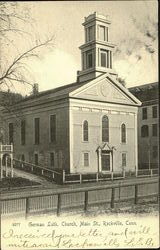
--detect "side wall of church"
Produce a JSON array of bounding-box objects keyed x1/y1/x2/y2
[{"x1": 5, "y1": 98, "x2": 70, "y2": 171}]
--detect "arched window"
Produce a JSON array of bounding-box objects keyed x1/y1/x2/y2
[
  {"x1": 83, "y1": 120, "x2": 88, "y2": 141},
  {"x1": 102, "y1": 115, "x2": 109, "y2": 142},
  {"x1": 141, "y1": 125, "x2": 149, "y2": 137},
  {"x1": 121, "y1": 123, "x2": 126, "y2": 143}
]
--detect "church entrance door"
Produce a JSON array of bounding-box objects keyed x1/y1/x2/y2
[{"x1": 101, "y1": 150, "x2": 110, "y2": 171}]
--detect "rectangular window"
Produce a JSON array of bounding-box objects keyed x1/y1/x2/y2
[
  {"x1": 34, "y1": 153, "x2": 38, "y2": 165},
  {"x1": 152, "y1": 106, "x2": 157, "y2": 118},
  {"x1": 50, "y1": 115, "x2": 56, "y2": 143},
  {"x1": 84, "y1": 152, "x2": 89, "y2": 167},
  {"x1": 101, "y1": 52, "x2": 106, "y2": 67},
  {"x1": 21, "y1": 120, "x2": 26, "y2": 145},
  {"x1": 141, "y1": 125, "x2": 149, "y2": 137},
  {"x1": 86, "y1": 51, "x2": 93, "y2": 68},
  {"x1": 34, "y1": 118, "x2": 40, "y2": 144},
  {"x1": 9, "y1": 123, "x2": 13, "y2": 144},
  {"x1": 122, "y1": 153, "x2": 126, "y2": 167},
  {"x1": 152, "y1": 124, "x2": 157, "y2": 136},
  {"x1": 152, "y1": 146, "x2": 158, "y2": 158},
  {"x1": 87, "y1": 26, "x2": 94, "y2": 41},
  {"x1": 100, "y1": 50, "x2": 109, "y2": 68},
  {"x1": 142, "y1": 107, "x2": 147, "y2": 120},
  {"x1": 50, "y1": 152, "x2": 55, "y2": 168},
  {"x1": 99, "y1": 25, "x2": 105, "y2": 40}
]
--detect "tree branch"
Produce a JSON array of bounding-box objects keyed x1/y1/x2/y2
[
  {"x1": 0, "y1": 35, "x2": 54, "y2": 85},
  {"x1": 5, "y1": 76, "x2": 33, "y2": 86}
]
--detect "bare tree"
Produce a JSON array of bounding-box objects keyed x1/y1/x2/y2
[
  {"x1": 0, "y1": 2, "x2": 54, "y2": 132},
  {"x1": 0, "y1": 2, "x2": 54, "y2": 91},
  {"x1": 0, "y1": 36, "x2": 54, "y2": 88}
]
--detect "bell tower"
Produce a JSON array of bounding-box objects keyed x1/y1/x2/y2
[{"x1": 77, "y1": 12, "x2": 117, "y2": 82}]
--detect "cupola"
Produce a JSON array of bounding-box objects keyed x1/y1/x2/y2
[{"x1": 77, "y1": 12, "x2": 117, "y2": 82}]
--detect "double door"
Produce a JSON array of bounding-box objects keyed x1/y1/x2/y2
[{"x1": 101, "y1": 152, "x2": 111, "y2": 171}]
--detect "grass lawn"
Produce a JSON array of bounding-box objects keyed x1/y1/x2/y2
[
  {"x1": 0, "y1": 177, "x2": 40, "y2": 189},
  {"x1": 82, "y1": 199, "x2": 159, "y2": 217}
]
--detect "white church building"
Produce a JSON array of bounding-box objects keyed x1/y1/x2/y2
[{"x1": 4, "y1": 13, "x2": 141, "y2": 175}]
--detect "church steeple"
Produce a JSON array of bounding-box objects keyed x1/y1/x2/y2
[{"x1": 77, "y1": 12, "x2": 117, "y2": 82}]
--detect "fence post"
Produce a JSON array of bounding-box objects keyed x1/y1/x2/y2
[
  {"x1": 11, "y1": 155, "x2": 13, "y2": 178},
  {"x1": 57, "y1": 194, "x2": 61, "y2": 216},
  {"x1": 84, "y1": 191, "x2": 88, "y2": 212},
  {"x1": 151, "y1": 169, "x2": 153, "y2": 177},
  {"x1": 111, "y1": 172, "x2": 114, "y2": 181},
  {"x1": 22, "y1": 163, "x2": 24, "y2": 169},
  {"x1": 123, "y1": 170, "x2": 125, "y2": 178},
  {"x1": 41, "y1": 169, "x2": 44, "y2": 175},
  {"x1": 5, "y1": 157, "x2": 8, "y2": 177},
  {"x1": 134, "y1": 185, "x2": 138, "y2": 204},
  {"x1": 62, "y1": 170, "x2": 65, "y2": 184},
  {"x1": 80, "y1": 174, "x2": 82, "y2": 184},
  {"x1": 111, "y1": 188, "x2": 115, "y2": 208},
  {"x1": 119, "y1": 185, "x2": 121, "y2": 201},
  {"x1": 96, "y1": 172, "x2": 98, "y2": 182},
  {"x1": 25, "y1": 197, "x2": 29, "y2": 219},
  {"x1": 52, "y1": 173, "x2": 54, "y2": 179}
]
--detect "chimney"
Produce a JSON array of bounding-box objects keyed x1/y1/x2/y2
[{"x1": 32, "y1": 83, "x2": 39, "y2": 95}]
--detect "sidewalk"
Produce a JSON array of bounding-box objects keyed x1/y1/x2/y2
[{"x1": 5, "y1": 166, "x2": 56, "y2": 187}]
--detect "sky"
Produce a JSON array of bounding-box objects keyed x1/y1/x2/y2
[{"x1": 1, "y1": 1, "x2": 158, "y2": 95}]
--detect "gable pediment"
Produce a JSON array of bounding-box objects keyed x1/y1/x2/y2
[{"x1": 69, "y1": 74, "x2": 141, "y2": 106}]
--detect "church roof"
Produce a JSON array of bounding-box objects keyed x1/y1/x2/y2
[
  {"x1": 4, "y1": 74, "x2": 142, "y2": 109},
  {"x1": 15, "y1": 79, "x2": 90, "y2": 104},
  {"x1": 13, "y1": 74, "x2": 108, "y2": 105},
  {"x1": 129, "y1": 82, "x2": 158, "y2": 103},
  {"x1": 8, "y1": 73, "x2": 142, "y2": 108}
]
